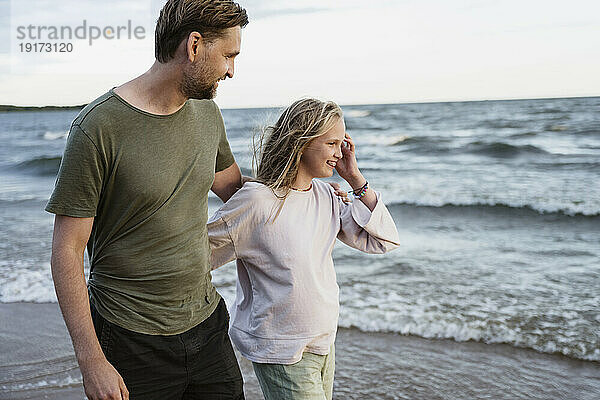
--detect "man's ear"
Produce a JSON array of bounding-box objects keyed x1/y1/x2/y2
[{"x1": 185, "y1": 31, "x2": 204, "y2": 62}]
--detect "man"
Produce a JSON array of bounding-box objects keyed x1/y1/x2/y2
[{"x1": 46, "y1": 1, "x2": 248, "y2": 399}]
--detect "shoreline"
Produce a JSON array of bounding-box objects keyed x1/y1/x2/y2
[{"x1": 1, "y1": 302, "x2": 598, "y2": 400}]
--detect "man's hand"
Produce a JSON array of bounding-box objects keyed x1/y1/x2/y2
[
  {"x1": 81, "y1": 357, "x2": 129, "y2": 400},
  {"x1": 241, "y1": 175, "x2": 255, "y2": 185},
  {"x1": 328, "y1": 181, "x2": 351, "y2": 203}
]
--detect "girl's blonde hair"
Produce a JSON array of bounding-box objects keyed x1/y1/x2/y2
[{"x1": 252, "y1": 98, "x2": 343, "y2": 199}]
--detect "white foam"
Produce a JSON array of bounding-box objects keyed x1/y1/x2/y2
[
  {"x1": 3, "y1": 259, "x2": 596, "y2": 362},
  {"x1": 211, "y1": 262, "x2": 237, "y2": 307},
  {"x1": 0, "y1": 260, "x2": 237, "y2": 306},
  {"x1": 380, "y1": 177, "x2": 600, "y2": 216},
  {"x1": 358, "y1": 134, "x2": 409, "y2": 146},
  {"x1": 338, "y1": 305, "x2": 600, "y2": 361},
  {"x1": 43, "y1": 131, "x2": 68, "y2": 140},
  {"x1": 345, "y1": 110, "x2": 371, "y2": 118},
  {"x1": 0, "y1": 192, "x2": 44, "y2": 202},
  {"x1": 0, "y1": 261, "x2": 57, "y2": 303},
  {"x1": 0, "y1": 374, "x2": 81, "y2": 391}
]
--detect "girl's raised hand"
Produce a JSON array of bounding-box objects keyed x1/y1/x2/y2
[{"x1": 335, "y1": 133, "x2": 361, "y2": 184}]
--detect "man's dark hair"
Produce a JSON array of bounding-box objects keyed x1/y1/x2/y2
[{"x1": 155, "y1": 0, "x2": 248, "y2": 63}]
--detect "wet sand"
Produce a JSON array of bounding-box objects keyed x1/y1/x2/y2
[{"x1": 1, "y1": 302, "x2": 598, "y2": 399}]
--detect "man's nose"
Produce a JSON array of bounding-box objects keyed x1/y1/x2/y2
[{"x1": 226, "y1": 59, "x2": 235, "y2": 78}]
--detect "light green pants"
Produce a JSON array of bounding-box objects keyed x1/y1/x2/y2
[{"x1": 252, "y1": 345, "x2": 335, "y2": 400}]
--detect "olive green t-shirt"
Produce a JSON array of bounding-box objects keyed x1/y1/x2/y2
[{"x1": 45, "y1": 89, "x2": 235, "y2": 335}]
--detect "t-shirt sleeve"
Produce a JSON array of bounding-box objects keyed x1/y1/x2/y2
[
  {"x1": 213, "y1": 102, "x2": 235, "y2": 173},
  {"x1": 45, "y1": 124, "x2": 105, "y2": 217}
]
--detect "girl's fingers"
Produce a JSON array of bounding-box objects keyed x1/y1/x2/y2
[
  {"x1": 344, "y1": 133, "x2": 356, "y2": 153},
  {"x1": 342, "y1": 142, "x2": 352, "y2": 153}
]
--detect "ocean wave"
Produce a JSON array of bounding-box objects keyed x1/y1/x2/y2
[
  {"x1": 388, "y1": 136, "x2": 452, "y2": 154},
  {"x1": 546, "y1": 124, "x2": 569, "y2": 132},
  {"x1": 480, "y1": 120, "x2": 525, "y2": 130},
  {"x1": 529, "y1": 108, "x2": 566, "y2": 115},
  {"x1": 360, "y1": 134, "x2": 410, "y2": 146},
  {"x1": 212, "y1": 268, "x2": 600, "y2": 363},
  {"x1": 0, "y1": 374, "x2": 81, "y2": 392},
  {"x1": 531, "y1": 161, "x2": 600, "y2": 172},
  {"x1": 4, "y1": 262, "x2": 598, "y2": 363},
  {"x1": 338, "y1": 307, "x2": 600, "y2": 362},
  {"x1": 345, "y1": 123, "x2": 390, "y2": 131},
  {"x1": 11, "y1": 156, "x2": 61, "y2": 176},
  {"x1": 240, "y1": 166, "x2": 253, "y2": 176},
  {"x1": 385, "y1": 200, "x2": 600, "y2": 218},
  {"x1": 509, "y1": 131, "x2": 539, "y2": 138},
  {"x1": 43, "y1": 130, "x2": 68, "y2": 140},
  {"x1": 0, "y1": 195, "x2": 48, "y2": 205},
  {"x1": 572, "y1": 127, "x2": 600, "y2": 136},
  {"x1": 389, "y1": 135, "x2": 446, "y2": 146},
  {"x1": 0, "y1": 262, "x2": 58, "y2": 303},
  {"x1": 345, "y1": 110, "x2": 371, "y2": 118},
  {"x1": 463, "y1": 141, "x2": 549, "y2": 158},
  {"x1": 389, "y1": 137, "x2": 551, "y2": 159}
]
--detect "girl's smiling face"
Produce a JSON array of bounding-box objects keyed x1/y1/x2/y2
[{"x1": 298, "y1": 117, "x2": 346, "y2": 180}]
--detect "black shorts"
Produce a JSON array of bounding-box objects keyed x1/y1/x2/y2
[{"x1": 91, "y1": 298, "x2": 244, "y2": 400}]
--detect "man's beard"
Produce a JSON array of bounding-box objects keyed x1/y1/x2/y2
[{"x1": 180, "y1": 61, "x2": 218, "y2": 100}]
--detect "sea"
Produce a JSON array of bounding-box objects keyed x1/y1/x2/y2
[{"x1": 0, "y1": 96, "x2": 599, "y2": 397}]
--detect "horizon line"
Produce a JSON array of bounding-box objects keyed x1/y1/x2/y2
[{"x1": 1, "y1": 94, "x2": 598, "y2": 112}]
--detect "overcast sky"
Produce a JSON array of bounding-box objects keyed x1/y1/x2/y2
[{"x1": 0, "y1": 0, "x2": 598, "y2": 108}]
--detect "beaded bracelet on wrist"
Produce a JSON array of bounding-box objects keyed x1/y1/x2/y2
[{"x1": 348, "y1": 181, "x2": 369, "y2": 199}]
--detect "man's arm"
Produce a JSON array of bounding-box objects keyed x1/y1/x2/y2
[
  {"x1": 211, "y1": 161, "x2": 348, "y2": 204},
  {"x1": 211, "y1": 161, "x2": 246, "y2": 202},
  {"x1": 50, "y1": 215, "x2": 128, "y2": 400}
]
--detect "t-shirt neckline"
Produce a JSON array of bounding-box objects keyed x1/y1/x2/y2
[{"x1": 109, "y1": 87, "x2": 190, "y2": 119}]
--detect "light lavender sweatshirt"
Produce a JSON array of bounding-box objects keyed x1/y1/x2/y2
[{"x1": 207, "y1": 179, "x2": 400, "y2": 364}]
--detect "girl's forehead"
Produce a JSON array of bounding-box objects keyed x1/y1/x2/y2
[{"x1": 319, "y1": 119, "x2": 346, "y2": 140}]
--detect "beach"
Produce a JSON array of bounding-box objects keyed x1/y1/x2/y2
[
  {"x1": 1, "y1": 302, "x2": 598, "y2": 400},
  {"x1": 1, "y1": 98, "x2": 599, "y2": 399}
]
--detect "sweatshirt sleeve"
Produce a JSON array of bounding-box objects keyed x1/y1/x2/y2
[
  {"x1": 207, "y1": 185, "x2": 258, "y2": 269},
  {"x1": 337, "y1": 191, "x2": 400, "y2": 254},
  {"x1": 207, "y1": 213, "x2": 237, "y2": 270}
]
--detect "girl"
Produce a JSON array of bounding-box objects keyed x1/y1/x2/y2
[{"x1": 207, "y1": 98, "x2": 400, "y2": 400}]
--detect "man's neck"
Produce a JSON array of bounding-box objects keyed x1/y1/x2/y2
[{"x1": 113, "y1": 61, "x2": 189, "y2": 115}]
